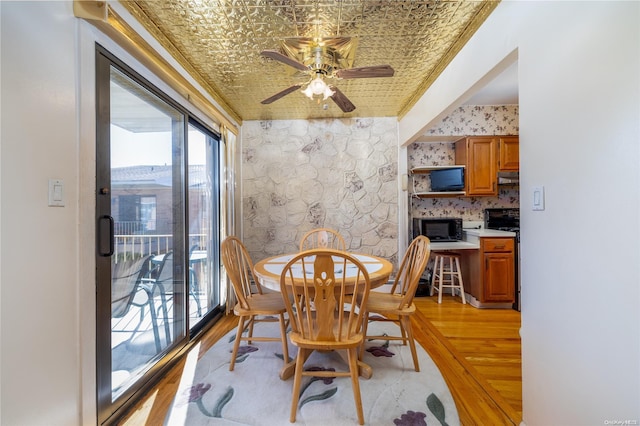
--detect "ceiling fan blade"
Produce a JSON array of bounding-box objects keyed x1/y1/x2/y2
[
  {"x1": 330, "y1": 87, "x2": 356, "y2": 113},
  {"x1": 260, "y1": 50, "x2": 309, "y2": 71},
  {"x1": 261, "y1": 84, "x2": 302, "y2": 104},
  {"x1": 334, "y1": 65, "x2": 395, "y2": 79}
]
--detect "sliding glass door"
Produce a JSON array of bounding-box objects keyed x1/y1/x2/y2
[{"x1": 96, "y1": 47, "x2": 223, "y2": 424}]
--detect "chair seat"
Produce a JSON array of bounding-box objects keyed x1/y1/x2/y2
[
  {"x1": 289, "y1": 331, "x2": 363, "y2": 350},
  {"x1": 365, "y1": 292, "x2": 416, "y2": 314},
  {"x1": 289, "y1": 313, "x2": 363, "y2": 349},
  {"x1": 233, "y1": 292, "x2": 287, "y2": 316}
]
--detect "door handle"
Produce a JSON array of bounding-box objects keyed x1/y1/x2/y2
[{"x1": 98, "y1": 215, "x2": 114, "y2": 257}]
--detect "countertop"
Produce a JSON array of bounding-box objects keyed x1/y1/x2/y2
[
  {"x1": 429, "y1": 228, "x2": 516, "y2": 250},
  {"x1": 463, "y1": 228, "x2": 516, "y2": 238}
]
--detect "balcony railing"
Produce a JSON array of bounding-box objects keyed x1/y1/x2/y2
[{"x1": 114, "y1": 233, "x2": 206, "y2": 262}]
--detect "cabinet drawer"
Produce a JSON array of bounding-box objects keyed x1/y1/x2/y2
[{"x1": 482, "y1": 238, "x2": 514, "y2": 252}]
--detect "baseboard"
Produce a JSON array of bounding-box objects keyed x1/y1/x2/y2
[{"x1": 465, "y1": 293, "x2": 513, "y2": 309}]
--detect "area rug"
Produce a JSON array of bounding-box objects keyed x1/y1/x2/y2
[{"x1": 165, "y1": 319, "x2": 460, "y2": 425}]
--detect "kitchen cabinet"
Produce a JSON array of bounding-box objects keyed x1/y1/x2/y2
[
  {"x1": 455, "y1": 136, "x2": 497, "y2": 196},
  {"x1": 408, "y1": 135, "x2": 518, "y2": 198},
  {"x1": 461, "y1": 237, "x2": 515, "y2": 305},
  {"x1": 498, "y1": 136, "x2": 519, "y2": 171}
]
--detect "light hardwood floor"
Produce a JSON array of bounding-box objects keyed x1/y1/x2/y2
[{"x1": 118, "y1": 294, "x2": 522, "y2": 425}]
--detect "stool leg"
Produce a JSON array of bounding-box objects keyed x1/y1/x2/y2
[
  {"x1": 448, "y1": 257, "x2": 456, "y2": 296},
  {"x1": 430, "y1": 256, "x2": 438, "y2": 296},
  {"x1": 454, "y1": 256, "x2": 466, "y2": 304},
  {"x1": 437, "y1": 255, "x2": 444, "y2": 304},
  {"x1": 450, "y1": 256, "x2": 458, "y2": 297}
]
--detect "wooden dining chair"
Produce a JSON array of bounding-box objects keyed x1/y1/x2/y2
[
  {"x1": 280, "y1": 249, "x2": 371, "y2": 425},
  {"x1": 221, "y1": 236, "x2": 289, "y2": 371},
  {"x1": 359, "y1": 235, "x2": 431, "y2": 372},
  {"x1": 299, "y1": 227, "x2": 346, "y2": 251}
]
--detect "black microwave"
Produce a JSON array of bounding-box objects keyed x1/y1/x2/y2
[{"x1": 413, "y1": 218, "x2": 463, "y2": 242}]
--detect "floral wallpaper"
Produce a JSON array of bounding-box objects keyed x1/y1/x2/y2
[
  {"x1": 424, "y1": 105, "x2": 519, "y2": 137},
  {"x1": 409, "y1": 105, "x2": 520, "y2": 222},
  {"x1": 241, "y1": 117, "x2": 399, "y2": 264}
]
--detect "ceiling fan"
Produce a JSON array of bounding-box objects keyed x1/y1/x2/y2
[{"x1": 260, "y1": 37, "x2": 394, "y2": 113}]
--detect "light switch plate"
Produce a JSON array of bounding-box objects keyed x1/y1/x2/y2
[
  {"x1": 48, "y1": 179, "x2": 64, "y2": 207},
  {"x1": 532, "y1": 185, "x2": 545, "y2": 211}
]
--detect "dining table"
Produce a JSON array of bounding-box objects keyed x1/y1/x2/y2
[
  {"x1": 254, "y1": 252, "x2": 393, "y2": 292},
  {"x1": 253, "y1": 251, "x2": 393, "y2": 380}
]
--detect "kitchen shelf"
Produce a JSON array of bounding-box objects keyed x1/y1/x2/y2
[
  {"x1": 409, "y1": 165, "x2": 466, "y2": 197},
  {"x1": 412, "y1": 191, "x2": 466, "y2": 198},
  {"x1": 410, "y1": 165, "x2": 465, "y2": 174}
]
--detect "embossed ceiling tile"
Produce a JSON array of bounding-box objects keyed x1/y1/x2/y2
[{"x1": 118, "y1": 0, "x2": 499, "y2": 120}]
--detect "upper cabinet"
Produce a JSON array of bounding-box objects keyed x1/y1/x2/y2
[
  {"x1": 498, "y1": 136, "x2": 519, "y2": 171},
  {"x1": 409, "y1": 135, "x2": 519, "y2": 198},
  {"x1": 454, "y1": 135, "x2": 520, "y2": 196},
  {"x1": 455, "y1": 136, "x2": 498, "y2": 196}
]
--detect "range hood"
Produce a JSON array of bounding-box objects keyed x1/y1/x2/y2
[{"x1": 497, "y1": 171, "x2": 519, "y2": 185}]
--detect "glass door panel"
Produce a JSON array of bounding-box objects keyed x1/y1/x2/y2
[
  {"x1": 187, "y1": 123, "x2": 221, "y2": 329},
  {"x1": 96, "y1": 47, "x2": 224, "y2": 424},
  {"x1": 96, "y1": 56, "x2": 186, "y2": 422},
  {"x1": 108, "y1": 66, "x2": 187, "y2": 397}
]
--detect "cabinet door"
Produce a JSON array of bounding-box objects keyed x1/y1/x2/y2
[
  {"x1": 466, "y1": 137, "x2": 497, "y2": 195},
  {"x1": 499, "y1": 136, "x2": 519, "y2": 171},
  {"x1": 483, "y1": 252, "x2": 515, "y2": 302}
]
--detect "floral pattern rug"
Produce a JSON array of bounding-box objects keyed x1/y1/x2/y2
[{"x1": 165, "y1": 319, "x2": 459, "y2": 425}]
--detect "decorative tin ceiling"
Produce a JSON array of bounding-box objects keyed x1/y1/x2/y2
[{"x1": 120, "y1": 1, "x2": 499, "y2": 122}]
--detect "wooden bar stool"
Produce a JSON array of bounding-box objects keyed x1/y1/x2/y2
[{"x1": 430, "y1": 251, "x2": 467, "y2": 304}]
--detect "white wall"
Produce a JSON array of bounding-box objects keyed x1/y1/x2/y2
[
  {"x1": 400, "y1": 1, "x2": 640, "y2": 424},
  {"x1": 1, "y1": 2, "x2": 236, "y2": 424},
  {"x1": 1, "y1": 2, "x2": 81, "y2": 424}
]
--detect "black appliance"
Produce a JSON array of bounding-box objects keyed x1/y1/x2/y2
[
  {"x1": 413, "y1": 217, "x2": 463, "y2": 242},
  {"x1": 484, "y1": 208, "x2": 520, "y2": 311},
  {"x1": 429, "y1": 167, "x2": 464, "y2": 192}
]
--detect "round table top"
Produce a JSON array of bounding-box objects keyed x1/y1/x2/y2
[{"x1": 254, "y1": 252, "x2": 393, "y2": 292}]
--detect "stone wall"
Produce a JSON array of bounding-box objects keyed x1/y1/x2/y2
[{"x1": 241, "y1": 117, "x2": 399, "y2": 264}]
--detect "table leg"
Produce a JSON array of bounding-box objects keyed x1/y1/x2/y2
[{"x1": 280, "y1": 349, "x2": 372, "y2": 380}]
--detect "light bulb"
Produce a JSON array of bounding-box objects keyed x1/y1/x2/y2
[{"x1": 302, "y1": 76, "x2": 334, "y2": 101}]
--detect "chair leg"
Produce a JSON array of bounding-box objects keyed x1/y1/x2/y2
[
  {"x1": 189, "y1": 268, "x2": 202, "y2": 316},
  {"x1": 359, "y1": 314, "x2": 370, "y2": 360},
  {"x1": 229, "y1": 316, "x2": 246, "y2": 371},
  {"x1": 347, "y1": 347, "x2": 365, "y2": 425},
  {"x1": 148, "y1": 296, "x2": 162, "y2": 352},
  {"x1": 247, "y1": 316, "x2": 256, "y2": 344},
  {"x1": 399, "y1": 318, "x2": 408, "y2": 344},
  {"x1": 400, "y1": 315, "x2": 420, "y2": 372},
  {"x1": 279, "y1": 313, "x2": 289, "y2": 365},
  {"x1": 153, "y1": 282, "x2": 171, "y2": 345},
  {"x1": 289, "y1": 348, "x2": 308, "y2": 423}
]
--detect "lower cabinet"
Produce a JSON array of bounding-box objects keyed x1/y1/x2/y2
[{"x1": 461, "y1": 237, "x2": 515, "y2": 304}]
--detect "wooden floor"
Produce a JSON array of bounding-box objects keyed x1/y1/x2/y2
[{"x1": 118, "y1": 294, "x2": 522, "y2": 425}]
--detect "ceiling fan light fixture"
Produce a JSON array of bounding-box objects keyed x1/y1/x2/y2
[{"x1": 302, "y1": 76, "x2": 334, "y2": 100}]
